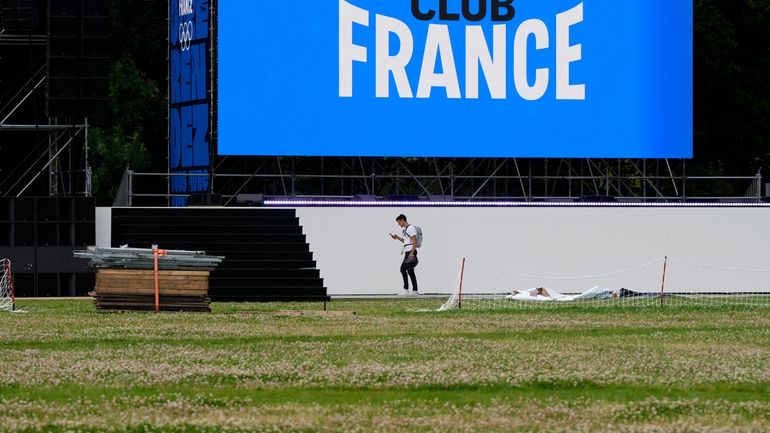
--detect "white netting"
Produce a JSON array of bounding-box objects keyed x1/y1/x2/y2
[
  {"x1": 0, "y1": 259, "x2": 13, "y2": 312},
  {"x1": 439, "y1": 257, "x2": 770, "y2": 310}
]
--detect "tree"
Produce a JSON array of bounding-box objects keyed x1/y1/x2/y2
[
  {"x1": 89, "y1": 56, "x2": 161, "y2": 204},
  {"x1": 88, "y1": 0, "x2": 167, "y2": 203},
  {"x1": 692, "y1": 0, "x2": 770, "y2": 178}
]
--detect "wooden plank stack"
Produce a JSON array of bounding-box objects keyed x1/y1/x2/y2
[{"x1": 75, "y1": 247, "x2": 224, "y2": 312}]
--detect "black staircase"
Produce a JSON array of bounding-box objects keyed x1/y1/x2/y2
[{"x1": 111, "y1": 208, "x2": 328, "y2": 301}]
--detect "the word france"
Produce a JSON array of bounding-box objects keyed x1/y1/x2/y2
[{"x1": 339, "y1": 0, "x2": 585, "y2": 101}]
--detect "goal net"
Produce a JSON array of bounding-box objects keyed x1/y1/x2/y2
[
  {"x1": 0, "y1": 259, "x2": 14, "y2": 312},
  {"x1": 439, "y1": 256, "x2": 770, "y2": 310}
]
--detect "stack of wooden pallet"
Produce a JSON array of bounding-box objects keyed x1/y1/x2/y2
[{"x1": 75, "y1": 246, "x2": 224, "y2": 312}]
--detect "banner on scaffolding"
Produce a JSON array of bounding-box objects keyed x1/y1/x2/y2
[{"x1": 169, "y1": 0, "x2": 211, "y2": 206}]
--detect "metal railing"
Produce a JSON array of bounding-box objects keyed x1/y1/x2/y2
[{"x1": 117, "y1": 169, "x2": 765, "y2": 206}]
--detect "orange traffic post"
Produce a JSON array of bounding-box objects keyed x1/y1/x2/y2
[
  {"x1": 153, "y1": 245, "x2": 167, "y2": 313},
  {"x1": 659, "y1": 255, "x2": 668, "y2": 306},
  {"x1": 458, "y1": 257, "x2": 466, "y2": 310}
]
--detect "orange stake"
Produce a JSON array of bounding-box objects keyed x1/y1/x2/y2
[
  {"x1": 153, "y1": 246, "x2": 167, "y2": 313},
  {"x1": 458, "y1": 257, "x2": 466, "y2": 310},
  {"x1": 659, "y1": 255, "x2": 668, "y2": 306}
]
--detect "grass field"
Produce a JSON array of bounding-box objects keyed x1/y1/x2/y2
[{"x1": 2, "y1": 299, "x2": 770, "y2": 433}]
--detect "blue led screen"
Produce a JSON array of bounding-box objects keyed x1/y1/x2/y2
[
  {"x1": 218, "y1": 0, "x2": 692, "y2": 158},
  {"x1": 170, "y1": 0, "x2": 210, "y2": 206}
]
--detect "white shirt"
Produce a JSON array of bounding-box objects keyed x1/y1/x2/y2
[{"x1": 402, "y1": 225, "x2": 418, "y2": 254}]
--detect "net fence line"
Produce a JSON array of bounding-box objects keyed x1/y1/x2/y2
[
  {"x1": 439, "y1": 256, "x2": 770, "y2": 311},
  {"x1": 464, "y1": 257, "x2": 666, "y2": 281},
  {"x1": 667, "y1": 257, "x2": 770, "y2": 273}
]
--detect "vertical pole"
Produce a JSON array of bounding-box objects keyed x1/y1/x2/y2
[
  {"x1": 49, "y1": 117, "x2": 57, "y2": 196},
  {"x1": 154, "y1": 245, "x2": 160, "y2": 313},
  {"x1": 681, "y1": 159, "x2": 686, "y2": 202},
  {"x1": 167, "y1": 0, "x2": 171, "y2": 206},
  {"x1": 208, "y1": 0, "x2": 216, "y2": 197},
  {"x1": 528, "y1": 160, "x2": 532, "y2": 200},
  {"x1": 84, "y1": 118, "x2": 91, "y2": 196},
  {"x1": 33, "y1": 198, "x2": 37, "y2": 296},
  {"x1": 659, "y1": 256, "x2": 668, "y2": 306},
  {"x1": 68, "y1": 127, "x2": 73, "y2": 196},
  {"x1": 458, "y1": 257, "x2": 466, "y2": 310},
  {"x1": 8, "y1": 259, "x2": 14, "y2": 311},
  {"x1": 153, "y1": 246, "x2": 168, "y2": 312},
  {"x1": 128, "y1": 170, "x2": 134, "y2": 207}
]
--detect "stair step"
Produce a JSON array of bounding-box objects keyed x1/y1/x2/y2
[
  {"x1": 117, "y1": 244, "x2": 310, "y2": 254},
  {"x1": 213, "y1": 251, "x2": 314, "y2": 260},
  {"x1": 211, "y1": 287, "x2": 330, "y2": 299},
  {"x1": 113, "y1": 216, "x2": 300, "y2": 226},
  {"x1": 113, "y1": 209, "x2": 296, "y2": 218},
  {"x1": 208, "y1": 243, "x2": 309, "y2": 253},
  {"x1": 211, "y1": 268, "x2": 319, "y2": 278},
  {"x1": 116, "y1": 224, "x2": 303, "y2": 234},
  {"x1": 210, "y1": 277, "x2": 325, "y2": 288},
  {"x1": 213, "y1": 295, "x2": 330, "y2": 302},
  {"x1": 113, "y1": 247, "x2": 314, "y2": 260},
  {"x1": 217, "y1": 259, "x2": 318, "y2": 269},
  {"x1": 119, "y1": 233, "x2": 307, "y2": 243}
]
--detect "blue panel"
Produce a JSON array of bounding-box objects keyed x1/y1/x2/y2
[
  {"x1": 170, "y1": 49, "x2": 181, "y2": 104},
  {"x1": 169, "y1": 108, "x2": 181, "y2": 168},
  {"x1": 170, "y1": 0, "x2": 211, "y2": 206},
  {"x1": 193, "y1": 105, "x2": 210, "y2": 166},
  {"x1": 218, "y1": 0, "x2": 693, "y2": 158},
  {"x1": 191, "y1": 44, "x2": 207, "y2": 100}
]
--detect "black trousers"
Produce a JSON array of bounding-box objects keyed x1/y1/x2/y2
[{"x1": 400, "y1": 251, "x2": 418, "y2": 291}]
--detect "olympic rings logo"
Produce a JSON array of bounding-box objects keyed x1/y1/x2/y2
[{"x1": 179, "y1": 21, "x2": 194, "y2": 51}]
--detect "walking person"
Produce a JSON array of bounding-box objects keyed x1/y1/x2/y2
[{"x1": 390, "y1": 214, "x2": 419, "y2": 296}]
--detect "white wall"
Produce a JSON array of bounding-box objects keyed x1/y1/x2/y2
[
  {"x1": 98, "y1": 206, "x2": 770, "y2": 295},
  {"x1": 96, "y1": 207, "x2": 111, "y2": 247},
  {"x1": 295, "y1": 207, "x2": 770, "y2": 295}
]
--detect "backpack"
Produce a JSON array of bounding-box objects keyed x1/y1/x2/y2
[
  {"x1": 413, "y1": 225, "x2": 423, "y2": 248},
  {"x1": 403, "y1": 225, "x2": 423, "y2": 248}
]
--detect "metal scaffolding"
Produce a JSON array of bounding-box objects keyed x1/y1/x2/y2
[
  {"x1": 114, "y1": 157, "x2": 764, "y2": 206},
  {"x1": 0, "y1": 32, "x2": 91, "y2": 198}
]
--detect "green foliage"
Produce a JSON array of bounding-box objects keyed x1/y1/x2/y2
[
  {"x1": 86, "y1": 0, "x2": 166, "y2": 203},
  {"x1": 90, "y1": 126, "x2": 150, "y2": 203},
  {"x1": 105, "y1": 56, "x2": 164, "y2": 133},
  {"x1": 693, "y1": 0, "x2": 770, "y2": 175},
  {"x1": 89, "y1": 56, "x2": 162, "y2": 203}
]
